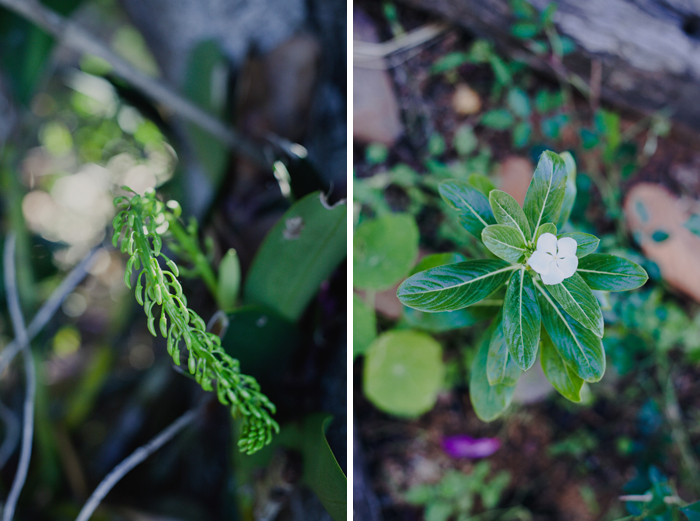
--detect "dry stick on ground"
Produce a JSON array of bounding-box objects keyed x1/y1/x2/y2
[
  {"x1": 75, "y1": 404, "x2": 201, "y2": 521},
  {"x1": 2, "y1": 234, "x2": 35, "y2": 521},
  {"x1": 0, "y1": 0, "x2": 268, "y2": 168}
]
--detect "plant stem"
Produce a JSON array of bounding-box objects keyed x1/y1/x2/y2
[
  {"x1": 2, "y1": 234, "x2": 36, "y2": 521},
  {"x1": 75, "y1": 405, "x2": 200, "y2": 521},
  {"x1": 165, "y1": 217, "x2": 219, "y2": 300},
  {"x1": 0, "y1": 247, "x2": 98, "y2": 376},
  {"x1": 662, "y1": 364, "x2": 700, "y2": 497}
]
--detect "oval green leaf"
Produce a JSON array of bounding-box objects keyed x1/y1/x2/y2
[
  {"x1": 540, "y1": 329, "x2": 584, "y2": 402},
  {"x1": 523, "y1": 151, "x2": 567, "y2": 231},
  {"x1": 404, "y1": 304, "x2": 498, "y2": 333},
  {"x1": 489, "y1": 189, "x2": 532, "y2": 241},
  {"x1": 487, "y1": 312, "x2": 523, "y2": 386},
  {"x1": 397, "y1": 260, "x2": 514, "y2": 312},
  {"x1": 545, "y1": 272, "x2": 603, "y2": 337},
  {"x1": 577, "y1": 253, "x2": 649, "y2": 291},
  {"x1": 558, "y1": 232, "x2": 599, "y2": 258},
  {"x1": 503, "y1": 268, "x2": 541, "y2": 370},
  {"x1": 470, "y1": 324, "x2": 516, "y2": 421},
  {"x1": 556, "y1": 151, "x2": 577, "y2": 228},
  {"x1": 482, "y1": 224, "x2": 528, "y2": 263},
  {"x1": 534, "y1": 223, "x2": 557, "y2": 243},
  {"x1": 439, "y1": 180, "x2": 496, "y2": 237},
  {"x1": 354, "y1": 213, "x2": 419, "y2": 291},
  {"x1": 537, "y1": 284, "x2": 605, "y2": 382},
  {"x1": 245, "y1": 192, "x2": 346, "y2": 321},
  {"x1": 364, "y1": 330, "x2": 444, "y2": 417},
  {"x1": 217, "y1": 248, "x2": 241, "y2": 312}
]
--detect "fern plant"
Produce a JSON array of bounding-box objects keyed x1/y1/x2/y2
[
  {"x1": 112, "y1": 187, "x2": 278, "y2": 454},
  {"x1": 397, "y1": 151, "x2": 648, "y2": 419}
]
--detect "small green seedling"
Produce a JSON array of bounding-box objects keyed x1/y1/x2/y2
[
  {"x1": 397, "y1": 151, "x2": 648, "y2": 420},
  {"x1": 405, "y1": 462, "x2": 511, "y2": 521}
]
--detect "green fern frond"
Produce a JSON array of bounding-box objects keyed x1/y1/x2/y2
[{"x1": 112, "y1": 187, "x2": 278, "y2": 454}]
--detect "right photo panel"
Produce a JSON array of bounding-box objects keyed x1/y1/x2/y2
[{"x1": 353, "y1": 0, "x2": 700, "y2": 520}]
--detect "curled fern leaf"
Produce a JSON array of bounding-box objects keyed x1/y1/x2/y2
[{"x1": 113, "y1": 188, "x2": 279, "y2": 454}]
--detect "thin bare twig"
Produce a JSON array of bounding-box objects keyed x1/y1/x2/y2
[
  {"x1": 2, "y1": 234, "x2": 36, "y2": 521},
  {"x1": 0, "y1": 247, "x2": 98, "y2": 376},
  {"x1": 0, "y1": 0, "x2": 267, "y2": 167},
  {"x1": 75, "y1": 405, "x2": 200, "y2": 521}
]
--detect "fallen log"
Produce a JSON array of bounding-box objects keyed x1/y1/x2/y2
[{"x1": 399, "y1": 0, "x2": 700, "y2": 131}]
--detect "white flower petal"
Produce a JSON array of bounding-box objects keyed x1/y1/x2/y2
[
  {"x1": 557, "y1": 237, "x2": 577, "y2": 258},
  {"x1": 555, "y1": 255, "x2": 578, "y2": 279},
  {"x1": 527, "y1": 250, "x2": 553, "y2": 275},
  {"x1": 537, "y1": 233, "x2": 558, "y2": 255},
  {"x1": 541, "y1": 262, "x2": 565, "y2": 285}
]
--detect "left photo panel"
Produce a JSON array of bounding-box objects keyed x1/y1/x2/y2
[{"x1": 0, "y1": 0, "x2": 347, "y2": 519}]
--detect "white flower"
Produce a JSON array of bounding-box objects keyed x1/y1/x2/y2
[{"x1": 527, "y1": 233, "x2": 578, "y2": 285}]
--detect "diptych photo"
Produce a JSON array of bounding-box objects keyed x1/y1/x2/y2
[{"x1": 1, "y1": 0, "x2": 700, "y2": 519}]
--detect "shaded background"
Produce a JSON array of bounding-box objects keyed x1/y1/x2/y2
[{"x1": 0, "y1": 0, "x2": 347, "y2": 519}]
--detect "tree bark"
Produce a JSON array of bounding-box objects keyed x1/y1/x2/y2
[{"x1": 400, "y1": 0, "x2": 700, "y2": 131}]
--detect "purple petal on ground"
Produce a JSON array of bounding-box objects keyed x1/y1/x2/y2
[{"x1": 441, "y1": 435, "x2": 501, "y2": 459}]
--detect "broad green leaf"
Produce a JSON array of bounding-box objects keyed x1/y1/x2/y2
[
  {"x1": 534, "y1": 223, "x2": 557, "y2": 243},
  {"x1": 489, "y1": 189, "x2": 532, "y2": 240},
  {"x1": 577, "y1": 253, "x2": 648, "y2": 291},
  {"x1": 523, "y1": 151, "x2": 567, "y2": 232},
  {"x1": 354, "y1": 213, "x2": 419, "y2": 291},
  {"x1": 411, "y1": 252, "x2": 466, "y2": 274},
  {"x1": 558, "y1": 232, "x2": 599, "y2": 257},
  {"x1": 232, "y1": 414, "x2": 346, "y2": 521},
  {"x1": 545, "y1": 273, "x2": 604, "y2": 337},
  {"x1": 537, "y1": 285, "x2": 605, "y2": 382},
  {"x1": 404, "y1": 304, "x2": 498, "y2": 333},
  {"x1": 482, "y1": 225, "x2": 528, "y2": 263},
  {"x1": 681, "y1": 501, "x2": 700, "y2": 520},
  {"x1": 397, "y1": 260, "x2": 514, "y2": 312},
  {"x1": 468, "y1": 174, "x2": 497, "y2": 196},
  {"x1": 503, "y1": 268, "x2": 541, "y2": 370},
  {"x1": 353, "y1": 295, "x2": 376, "y2": 359},
  {"x1": 217, "y1": 248, "x2": 240, "y2": 312},
  {"x1": 556, "y1": 151, "x2": 577, "y2": 228},
  {"x1": 439, "y1": 180, "x2": 496, "y2": 237},
  {"x1": 222, "y1": 306, "x2": 299, "y2": 386},
  {"x1": 487, "y1": 312, "x2": 523, "y2": 385},
  {"x1": 405, "y1": 253, "x2": 498, "y2": 331},
  {"x1": 301, "y1": 415, "x2": 347, "y2": 521},
  {"x1": 540, "y1": 329, "x2": 584, "y2": 402},
  {"x1": 364, "y1": 330, "x2": 444, "y2": 417},
  {"x1": 470, "y1": 325, "x2": 516, "y2": 421},
  {"x1": 245, "y1": 193, "x2": 346, "y2": 321}
]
